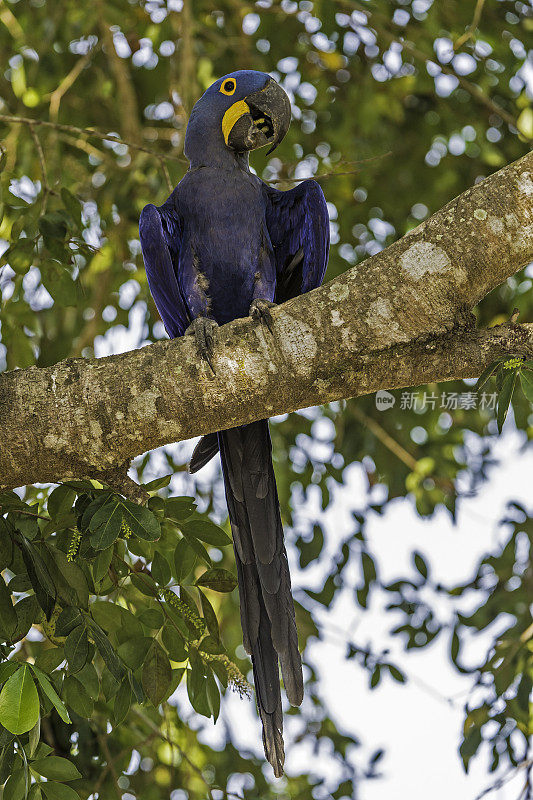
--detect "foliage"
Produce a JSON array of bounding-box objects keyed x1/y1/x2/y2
[
  {"x1": 0, "y1": 0, "x2": 532, "y2": 797},
  {"x1": 0, "y1": 479, "x2": 320, "y2": 798}
]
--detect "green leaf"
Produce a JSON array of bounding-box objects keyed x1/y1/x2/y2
[
  {"x1": 28, "y1": 716, "x2": 40, "y2": 757},
  {"x1": 19, "y1": 539, "x2": 56, "y2": 619},
  {"x1": 130, "y1": 674, "x2": 144, "y2": 704},
  {"x1": 87, "y1": 622, "x2": 124, "y2": 682},
  {"x1": 475, "y1": 360, "x2": 503, "y2": 391},
  {"x1": 206, "y1": 668, "x2": 220, "y2": 722},
  {"x1": 0, "y1": 742, "x2": 14, "y2": 784},
  {"x1": 0, "y1": 517, "x2": 14, "y2": 570},
  {"x1": 0, "y1": 665, "x2": 40, "y2": 734},
  {"x1": 90, "y1": 601, "x2": 123, "y2": 632},
  {"x1": 520, "y1": 371, "x2": 533, "y2": 403},
  {"x1": 460, "y1": 726, "x2": 482, "y2": 771},
  {"x1": 116, "y1": 607, "x2": 143, "y2": 640},
  {"x1": 195, "y1": 568, "x2": 237, "y2": 593},
  {"x1": 186, "y1": 649, "x2": 210, "y2": 717},
  {"x1": 387, "y1": 664, "x2": 406, "y2": 683},
  {"x1": 89, "y1": 500, "x2": 122, "y2": 550},
  {"x1": 33, "y1": 647, "x2": 65, "y2": 675},
  {"x1": 38, "y1": 211, "x2": 68, "y2": 241},
  {"x1": 46, "y1": 547, "x2": 89, "y2": 610},
  {"x1": 162, "y1": 602, "x2": 189, "y2": 638},
  {"x1": 0, "y1": 723, "x2": 15, "y2": 749},
  {"x1": 4, "y1": 239, "x2": 34, "y2": 274},
  {"x1": 361, "y1": 551, "x2": 377, "y2": 586},
  {"x1": 30, "y1": 756, "x2": 81, "y2": 781},
  {"x1": 165, "y1": 497, "x2": 195, "y2": 521},
  {"x1": 184, "y1": 519, "x2": 231, "y2": 547},
  {"x1": 113, "y1": 678, "x2": 132, "y2": 726},
  {"x1": 151, "y1": 551, "x2": 171, "y2": 587},
  {"x1": 130, "y1": 572, "x2": 158, "y2": 597},
  {"x1": 3, "y1": 767, "x2": 25, "y2": 800},
  {"x1": 198, "y1": 589, "x2": 220, "y2": 642},
  {"x1": 121, "y1": 500, "x2": 161, "y2": 542},
  {"x1": 40, "y1": 262, "x2": 78, "y2": 307},
  {"x1": 141, "y1": 642, "x2": 172, "y2": 707},
  {"x1": 197, "y1": 635, "x2": 224, "y2": 656},
  {"x1": 31, "y1": 742, "x2": 53, "y2": 760},
  {"x1": 13, "y1": 595, "x2": 40, "y2": 641},
  {"x1": 0, "y1": 576, "x2": 17, "y2": 641},
  {"x1": 65, "y1": 625, "x2": 89, "y2": 673},
  {"x1": 93, "y1": 545, "x2": 114, "y2": 583},
  {"x1": 9, "y1": 573, "x2": 32, "y2": 592},
  {"x1": 13, "y1": 513, "x2": 38, "y2": 540},
  {"x1": 143, "y1": 474, "x2": 172, "y2": 491},
  {"x1": 181, "y1": 532, "x2": 212, "y2": 568},
  {"x1": 147, "y1": 496, "x2": 165, "y2": 518},
  {"x1": 101, "y1": 670, "x2": 120, "y2": 702},
  {"x1": 370, "y1": 665, "x2": 381, "y2": 688},
  {"x1": 41, "y1": 783, "x2": 81, "y2": 800},
  {"x1": 79, "y1": 495, "x2": 109, "y2": 531},
  {"x1": 497, "y1": 371, "x2": 517, "y2": 433},
  {"x1": 75, "y1": 663, "x2": 99, "y2": 701},
  {"x1": 173, "y1": 538, "x2": 197, "y2": 582},
  {"x1": 28, "y1": 783, "x2": 42, "y2": 800},
  {"x1": 47, "y1": 486, "x2": 76, "y2": 526},
  {"x1": 167, "y1": 667, "x2": 185, "y2": 696},
  {"x1": 55, "y1": 607, "x2": 84, "y2": 638},
  {"x1": 63, "y1": 675, "x2": 93, "y2": 718},
  {"x1": 30, "y1": 665, "x2": 71, "y2": 725},
  {"x1": 137, "y1": 608, "x2": 164, "y2": 629},
  {"x1": 413, "y1": 551, "x2": 428, "y2": 580},
  {"x1": 297, "y1": 524, "x2": 324, "y2": 568},
  {"x1": 0, "y1": 661, "x2": 19, "y2": 684},
  {"x1": 161, "y1": 624, "x2": 187, "y2": 662},
  {"x1": 117, "y1": 636, "x2": 153, "y2": 670},
  {"x1": 60, "y1": 187, "x2": 82, "y2": 227}
]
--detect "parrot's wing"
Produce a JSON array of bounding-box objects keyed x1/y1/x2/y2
[
  {"x1": 139, "y1": 202, "x2": 190, "y2": 338},
  {"x1": 264, "y1": 178, "x2": 330, "y2": 302}
]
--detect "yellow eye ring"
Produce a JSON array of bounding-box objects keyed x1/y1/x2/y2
[{"x1": 220, "y1": 78, "x2": 236, "y2": 96}]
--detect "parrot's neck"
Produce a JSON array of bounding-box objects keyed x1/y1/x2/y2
[{"x1": 184, "y1": 111, "x2": 250, "y2": 172}]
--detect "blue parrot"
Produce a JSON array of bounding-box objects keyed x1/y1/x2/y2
[{"x1": 139, "y1": 70, "x2": 329, "y2": 776}]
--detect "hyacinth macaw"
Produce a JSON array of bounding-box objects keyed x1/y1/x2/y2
[{"x1": 139, "y1": 70, "x2": 329, "y2": 776}]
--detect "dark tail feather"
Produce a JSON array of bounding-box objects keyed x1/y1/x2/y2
[
  {"x1": 188, "y1": 432, "x2": 219, "y2": 473},
  {"x1": 218, "y1": 421, "x2": 303, "y2": 776}
]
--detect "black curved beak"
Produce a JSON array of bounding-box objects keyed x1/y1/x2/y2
[{"x1": 245, "y1": 77, "x2": 291, "y2": 155}]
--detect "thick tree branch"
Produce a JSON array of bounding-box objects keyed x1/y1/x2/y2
[{"x1": 0, "y1": 152, "x2": 532, "y2": 490}]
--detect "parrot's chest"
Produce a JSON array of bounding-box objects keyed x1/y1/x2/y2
[
  {"x1": 184, "y1": 173, "x2": 265, "y2": 262},
  {"x1": 180, "y1": 174, "x2": 270, "y2": 276},
  {"x1": 176, "y1": 169, "x2": 274, "y2": 323}
]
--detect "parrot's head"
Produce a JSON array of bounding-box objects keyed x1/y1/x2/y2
[{"x1": 184, "y1": 70, "x2": 291, "y2": 165}]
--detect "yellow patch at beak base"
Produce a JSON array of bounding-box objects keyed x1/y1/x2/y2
[{"x1": 222, "y1": 100, "x2": 250, "y2": 145}]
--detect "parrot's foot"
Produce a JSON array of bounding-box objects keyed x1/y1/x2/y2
[
  {"x1": 249, "y1": 299, "x2": 276, "y2": 334},
  {"x1": 185, "y1": 317, "x2": 218, "y2": 374}
]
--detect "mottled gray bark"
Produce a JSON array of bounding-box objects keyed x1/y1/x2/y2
[{"x1": 1, "y1": 152, "x2": 532, "y2": 490}]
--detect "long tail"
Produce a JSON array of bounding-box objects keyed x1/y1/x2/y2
[{"x1": 218, "y1": 420, "x2": 303, "y2": 777}]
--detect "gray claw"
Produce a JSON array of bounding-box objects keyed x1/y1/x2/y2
[
  {"x1": 250, "y1": 299, "x2": 276, "y2": 334},
  {"x1": 185, "y1": 317, "x2": 218, "y2": 373}
]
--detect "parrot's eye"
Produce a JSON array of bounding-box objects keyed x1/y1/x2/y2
[{"x1": 220, "y1": 78, "x2": 236, "y2": 96}]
